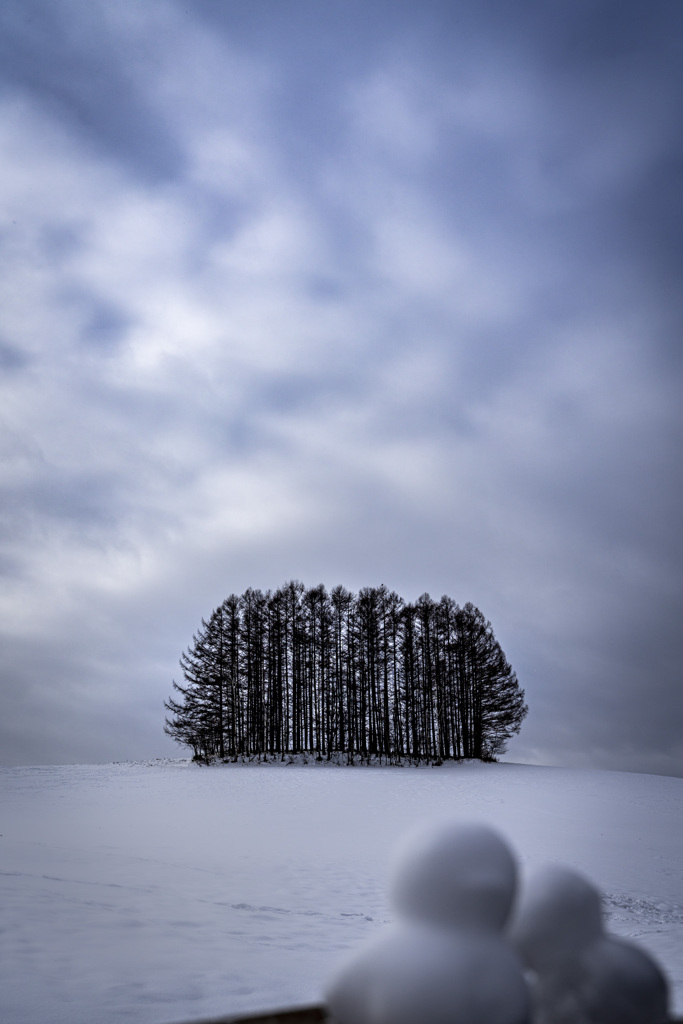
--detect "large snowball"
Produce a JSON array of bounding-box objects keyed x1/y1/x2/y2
[
  {"x1": 326, "y1": 922, "x2": 530, "y2": 1024},
  {"x1": 508, "y1": 864, "x2": 603, "y2": 972},
  {"x1": 390, "y1": 821, "x2": 518, "y2": 930},
  {"x1": 577, "y1": 936, "x2": 669, "y2": 1024}
]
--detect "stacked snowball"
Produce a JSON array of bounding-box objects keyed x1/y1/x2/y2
[
  {"x1": 508, "y1": 863, "x2": 669, "y2": 1024},
  {"x1": 326, "y1": 822, "x2": 531, "y2": 1024},
  {"x1": 325, "y1": 821, "x2": 670, "y2": 1024}
]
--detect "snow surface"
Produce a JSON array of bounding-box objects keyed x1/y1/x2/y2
[{"x1": 0, "y1": 758, "x2": 681, "y2": 1024}]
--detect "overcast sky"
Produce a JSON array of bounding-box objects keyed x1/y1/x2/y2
[{"x1": 1, "y1": 0, "x2": 681, "y2": 775}]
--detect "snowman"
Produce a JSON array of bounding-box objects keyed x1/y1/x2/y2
[
  {"x1": 508, "y1": 864, "x2": 669, "y2": 1024},
  {"x1": 325, "y1": 821, "x2": 531, "y2": 1024}
]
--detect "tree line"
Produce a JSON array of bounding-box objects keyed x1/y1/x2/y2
[{"x1": 164, "y1": 581, "x2": 527, "y2": 765}]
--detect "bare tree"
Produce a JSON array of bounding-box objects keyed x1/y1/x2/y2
[{"x1": 164, "y1": 583, "x2": 527, "y2": 764}]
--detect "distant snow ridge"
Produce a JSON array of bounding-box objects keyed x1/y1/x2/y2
[{"x1": 325, "y1": 822, "x2": 671, "y2": 1024}]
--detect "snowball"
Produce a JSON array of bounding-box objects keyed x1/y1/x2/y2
[
  {"x1": 390, "y1": 821, "x2": 518, "y2": 931},
  {"x1": 577, "y1": 935, "x2": 669, "y2": 1024},
  {"x1": 508, "y1": 864, "x2": 604, "y2": 972},
  {"x1": 326, "y1": 921, "x2": 531, "y2": 1024}
]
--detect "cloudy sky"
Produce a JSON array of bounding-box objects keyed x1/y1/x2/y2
[{"x1": 1, "y1": 0, "x2": 681, "y2": 775}]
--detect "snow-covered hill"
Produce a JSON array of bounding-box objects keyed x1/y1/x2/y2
[{"x1": 1, "y1": 758, "x2": 681, "y2": 1024}]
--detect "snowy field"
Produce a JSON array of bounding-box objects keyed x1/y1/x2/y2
[{"x1": 1, "y1": 758, "x2": 681, "y2": 1024}]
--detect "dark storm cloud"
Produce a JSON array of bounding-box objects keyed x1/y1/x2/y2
[{"x1": 0, "y1": 0, "x2": 681, "y2": 774}]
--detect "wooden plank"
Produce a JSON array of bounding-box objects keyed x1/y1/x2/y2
[
  {"x1": 167, "y1": 1002, "x2": 329, "y2": 1024},
  {"x1": 165, "y1": 1002, "x2": 683, "y2": 1024}
]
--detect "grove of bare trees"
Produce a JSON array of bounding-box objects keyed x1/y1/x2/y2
[{"x1": 164, "y1": 582, "x2": 527, "y2": 764}]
